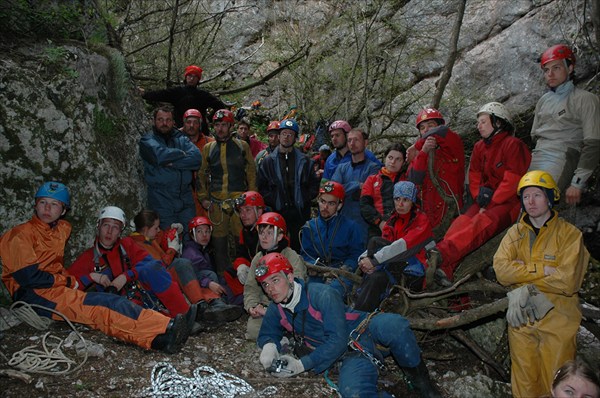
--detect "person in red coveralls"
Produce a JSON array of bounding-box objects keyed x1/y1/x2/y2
[
  {"x1": 429, "y1": 102, "x2": 531, "y2": 287},
  {"x1": 0, "y1": 182, "x2": 189, "y2": 353},
  {"x1": 407, "y1": 107, "x2": 465, "y2": 231},
  {"x1": 69, "y1": 206, "x2": 195, "y2": 320}
]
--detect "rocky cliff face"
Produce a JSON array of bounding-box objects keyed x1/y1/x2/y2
[{"x1": 0, "y1": 0, "x2": 598, "y2": 261}]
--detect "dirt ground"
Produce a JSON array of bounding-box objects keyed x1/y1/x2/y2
[{"x1": 0, "y1": 312, "x2": 491, "y2": 398}]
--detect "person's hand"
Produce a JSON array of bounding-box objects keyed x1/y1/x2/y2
[
  {"x1": 476, "y1": 186, "x2": 494, "y2": 208},
  {"x1": 237, "y1": 264, "x2": 250, "y2": 285},
  {"x1": 259, "y1": 343, "x2": 279, "y2": 370},
  {"x1": 358, "y1": 257, "x2": 375, "y2": 274},
  {"x1": 170, "y1": 223, "x2": 184, "y2": 235},
  {"x1": 208, "y1": 281, "x2": 226, "y2": 295},
  {"x1": 201, "y1": 200, "x2": 211, "y2": 210},
  {"x1": 565, "y1": 185, "x2": 582, "y2": 205},
  {"x1": 248, "y1": 304, "x2": 266, "y2": 318},
  {"x1": 406, "y1": 144, "x2": 417, "y2": 163},
  {"x1": 506, "y1": 285, "x2": 529, "y2": 328},
  {"x1": 421, "y1": 136, "x2": 437, "y2": 154},
  {"x1": 272, "y1": 355, "x2": 304, "y2": 378},
  {"x1": 110, "y1": 274, "x2": 128, "y2": 291},
  {"x1": 166, "y1": 233, "x2": 181, "y2": 253},
  {"x1": 90, "y1": 272, "x2": 111, "y2": 287},
  {"x1": 378, "y1": 220, "x2": 386, "y2": 231}
]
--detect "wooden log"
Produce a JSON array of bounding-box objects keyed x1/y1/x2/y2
[{"x1": 305, "y1": 262, "x2": 363, "y2": 283}]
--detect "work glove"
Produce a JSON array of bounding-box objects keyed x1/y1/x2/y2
[
  {"x1": 111, "y1": 274, "x2": 128, "y2": 292},
  {"x1": 170, "y1": 223, "x2": 184, "y2": 235},
  {"x1": 237, "y1": 264, "x2": 250, "y2": 285},
  {"x1": 166, "y1": 232, "x2": 181, "y2": 254},
  {"x1": 272, "y1": 355, "x2": 304, "y2": 378},
  {"x1": 259, "y1": 343, "x2": 279, "y2": 370},
  {"x1": 476, "y1": 186, "x2": 494, "y2": 208},
  {"x1": 526, "y1": 285, "x2": 555, "y2": 322},
  {"x1": 506, "y1": 286, "x2": 529, "y2": 328}
]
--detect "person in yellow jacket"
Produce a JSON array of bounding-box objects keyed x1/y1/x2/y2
[
  {"x1": 493, "y1": 171, "x2": 590, "y2": 397},
  {"x1": 0, "y1": 182, "x2": 190, "y2": 353}
]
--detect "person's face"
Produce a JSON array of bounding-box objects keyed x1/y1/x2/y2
[
  {"x1": 552, "y1": 374, "x2": 600, "y2": 398},
  {"x1": 185, "y1": 74, "x2": 200, "y2": 87},
  {"x1": 258, "y1": 225, "x2": 282, "y2": 249},
  {"x1": 347, "y1": 131, "x2": 366, "y2": 155},
  {"x1": 98, "y1": 218, "x2": 123, "y2": 248},
  {"x1": 237, "y1": 124, "x2": 250, "y2": 139},
  {"x1": 183, "y1": 117, "x2": 201, "y2": 138},
  {"x1": 214, "y1": 121, "x2": 232, "y2": 140},
  {"x1": 260, "y1": 272, "x2": 292, "y2": 303},
  {"x1": 34, "y1": 197, "x2": 66, "y2": 224},
  {"x1": 143, "y1": 219, "x2": 161, "y2": 240},
  {"x1": 385, "y1": 150, "x2": 404, "y2": 173},
  {"x1": 267, "y1": 132, "x2": 280, "y2": 147},
  {"x1": 543, "y1": 59, "x2": 572, "y2": 89},
  {"x1": 193, "y1": 225, "x2": 212, "y2": 246},
  {"x1": 279, "y1": 129, "x2": 296, "y2": 147},
  {"x1": 154, "y1": 110, "x2": 174, "y2": 135},
  {"x1": 318, "y1": 193, "x2": 341, "y2": 219},
  {"x1": 477, "y1": 114, "x2": 495, "y2": 139},
  {"x1": 330, "y1": 128, "x2": 347, "y2": 150},
  {"x1": 522, "y1": 186, "x2": 551, "y2": 219},
  {"x1": 239, "y1": 206, "x2": 262, "y2": 227},
  {"x1": 418, "y1": 120, "x2": 439, "y2": 136},
  {"x1": 394, "y1": 196, "x2": 413, "y2": 215}
]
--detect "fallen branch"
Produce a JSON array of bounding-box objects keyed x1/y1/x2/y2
[
  {"x1": 0, "y1": 368, "x2": 33, "y2": 384},
  {"x1": 450, "y1": 329, "x2": 509, "y2": 381},
  {"x1": 305, "y1": 262, "x2": 363, "y2": 284}
]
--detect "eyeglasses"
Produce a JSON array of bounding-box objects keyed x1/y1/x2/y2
[{"x1": 280, "y1": 131, "x2": 295, "y2": 137}]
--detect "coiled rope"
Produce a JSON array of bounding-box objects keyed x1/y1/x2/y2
[
  {"x1": 5, "y1": 301, "x2": 88, "y2": 375},
  {"x1": 145, "y1": 362, "x2": 278, "y2": 398}
]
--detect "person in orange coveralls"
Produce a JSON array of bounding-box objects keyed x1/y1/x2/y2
[{"x1": 0, "y1": 182, "x2": 189, "y2": 353}]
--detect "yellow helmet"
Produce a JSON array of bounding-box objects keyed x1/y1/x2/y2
[{"x1": 517, "y1": 170, "x2": 560, "y2": 204}]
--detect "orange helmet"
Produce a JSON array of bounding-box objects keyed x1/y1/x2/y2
[
  {"x1": 319, "y1": 181, "x2": 345, "y2": 202},
  {"x1": 255, "y1": 252, "x2": 293, "y2": 283},
  {"x1": 266, "y1": 120, "x2": 280, "y2": 134},
  {"x1": 415, "y1": 108, "x2": 445, "y2": 129},
  {"x1": 540, "y1": 44, "x2": 575, "y2": 68},
  {"x1": 213, "y1": 109, "x2": 235, "y2": 124},
  {"x1": 184, "y1": 65, "x2": 203, "y2": 79}
]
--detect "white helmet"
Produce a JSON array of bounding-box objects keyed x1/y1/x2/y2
[
  {"x1": 98, "y1": 206, "x2": 126, "y2": 226},
  {"x1": 477, "y1": 102, "x2": 513, "y2": 126}
]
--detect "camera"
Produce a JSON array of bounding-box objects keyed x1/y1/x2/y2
[{"x1": 267, "y1": 358, "x2": 288, "y2": 373}]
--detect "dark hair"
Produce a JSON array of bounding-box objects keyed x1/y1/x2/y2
[
  {"x1": 133, "y1": 209, "x2": 160, "y2": 232},
  {"x1": 552, "y1": 358, "x2": 600, "y2": 397},
  {"x1": 153, "y1": 106, "x2": 174, "y2": 119},
  {"x1": 348, "y1": 128, "x2": 369, "y2": 140},
  {"x1": 384, "y1": 143, "x2": 407, "y2": 159}
]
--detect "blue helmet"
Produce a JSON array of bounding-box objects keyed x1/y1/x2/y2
[
  {"x1": 279, "y1": 119, "x2": 300, "y2": 135},
  {"x1": 393, "y1": 181, "x2": 418, "y2": 203},
  {"x1": 35, "y1": 181, "x2": 70, "y2": 208}
]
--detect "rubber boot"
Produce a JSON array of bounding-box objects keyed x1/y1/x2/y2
[
  {"x1": 201, "y1": 298, "x2": 243, "y2": 323},
  {"x1": 403, "y1": 360, "x2": 443, "y2": 398},
  {"x1": 151, "y1": 313, "x2": 188, "y2": 354}
]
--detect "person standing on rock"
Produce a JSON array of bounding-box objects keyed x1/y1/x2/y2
[
  {"x1": 493, "y1": 171, "x2": 589, "y2": 398},
  {"x1": 0, "y1": 182, "x2": 190, "y2": 354},
  {"x1": 529, "y1": 44, "x2": 600, "y2": 205}
]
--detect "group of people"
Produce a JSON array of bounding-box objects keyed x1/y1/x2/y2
[{"x1": 1, "y1": 44, "x2": 598, "y2": 398}]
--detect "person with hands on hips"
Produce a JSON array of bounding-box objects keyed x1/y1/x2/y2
[
  {"x1": 255, "y1": 253, "x2": 442, "y2": 397},
  {"x1": 493, "y1": 171, "x2": 590, "y2": 398}
]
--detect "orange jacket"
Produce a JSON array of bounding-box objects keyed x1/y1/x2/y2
[
  {"x1": 1, "y1": 215, "x2": 76, "y2": 298},
  {"x1": 129, "y1": 232, "x2": 176, "y2": 266}
]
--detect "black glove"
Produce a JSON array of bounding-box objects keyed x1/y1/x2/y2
[{"x1": 476, "y1": 187, "x2": 494, "y2": 208}]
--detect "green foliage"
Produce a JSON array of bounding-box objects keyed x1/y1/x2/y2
[
  {"x1": 107, "y1": 50, "x2": 129, "y2": 106},
  {"x1": 93, "y1": 108, "x2": 117, "y2": 138}
]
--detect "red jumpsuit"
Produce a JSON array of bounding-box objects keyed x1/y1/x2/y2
[
  {"x1": 0, "y1": 215, "x2": 169, "y2": 349},
  {"x1": 69, "y1": 236, "x2": 190, "y2": 316},
  {"x1": 436, "y1": 131, "x2": 531, "y2": 279},
  {"x1": 407, "y1": 127, "x2": 465, "y2": 228},
  {"x1": 129, "y1": 232, "x2": 219, "y2": 303}
]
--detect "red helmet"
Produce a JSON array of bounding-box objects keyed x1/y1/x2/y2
[
  {"x1": 184, "y1": 65, "x2": 203, "y2": 79},
  {"x1": 256, "y1": 212, "x2": 287, "y2": 234},
  {"x1": 266, "y1": 120, "x2": 280, "y2": 133},
  {"x1": 329, "y1": 120, "x2": 352, "y2": 134},
  {"x1": 255, "y1": 252, "x2": 293, "y2": 283},
  {"x1": 188, "y1": 216, "x2": 212, "y2": 234},
  {"x1": 235, "y1": 191, "x2": 265, "y2": 209},
  {"x1": 540, "y1": 44, "x2": 575, "y2": 68},
  {"x1": 183, "y1": 108, "x2": 203, "y2": 121},
  {"x1": 212, "y1": 109, "x2": 235, "y2": 124},
  {"x1": 319, "y1": 181, "x2": 345, "y2": 202},
  {"x1": 415, "y1": 108, "x2": 445, "y2": 129}
]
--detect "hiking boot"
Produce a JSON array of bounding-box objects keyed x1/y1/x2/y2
[
  {"x1": 151, "y1": 313, "x2": 188, "y2": 354},
  {"x1": 200, "y1": 298, "x2": 243, "y2": 323},
  {"x1": 434, "y1": 268, "x2": 453, "y2": 288},
  {"x1": 403, "y1": 359, "x2": 443, "y2": 398},
  {"x1": 184, "y1": 303, "x2": 198, "y2": 331}
]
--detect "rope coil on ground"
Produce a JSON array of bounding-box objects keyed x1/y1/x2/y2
[{"x1": 146, "y1": 362, "x2": 278, "y2": 398}]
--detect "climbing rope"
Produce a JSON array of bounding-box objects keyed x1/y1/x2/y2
[
  {"x1": 4, "y1": 301, "x2": 88, "y2": 375},
  {"x1": 145, "y1": 362, "x2": 278, "y2": 397}
]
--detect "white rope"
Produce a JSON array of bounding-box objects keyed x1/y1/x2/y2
[
  {"x1": 4, "y1": 301, "x2": 88, "y2": 375},
  {"x1": 145, "y1": 362, "x2": 278, "y2": 398}
]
